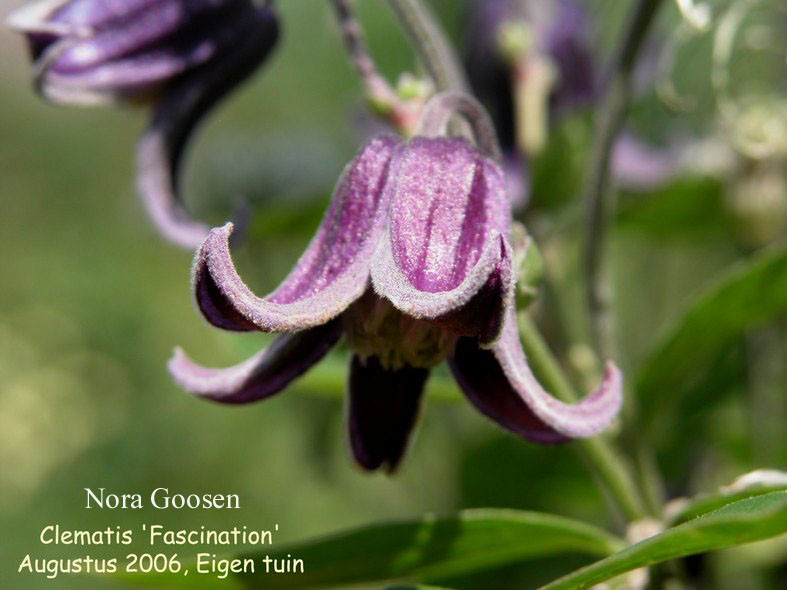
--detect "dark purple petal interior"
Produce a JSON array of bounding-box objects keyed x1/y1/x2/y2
[{"x1": 348, "y1": 355, "x2": 429, "y2": 472}]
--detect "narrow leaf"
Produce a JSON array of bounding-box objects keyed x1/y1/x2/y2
[
  {"x1": 668, "y1": 470, "x2": 787, "y2": 524},
  {"x1": 540, "y1": 491, "x2": 787, "y2": 590}
]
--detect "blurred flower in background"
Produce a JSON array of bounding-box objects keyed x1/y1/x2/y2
[
  {"x1": 8, "y1": 0, "x2": 280, "y2": 248},
  {"x1": 656, "y1": 0, "x2": 787, "y2": 248},
  {"x1": 464, "y1": 0, "x2": 695, "y2": 209}
]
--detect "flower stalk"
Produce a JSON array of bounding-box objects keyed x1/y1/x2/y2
[{"x1": 329, "y1": 0, "x2": 420, "y2": 135}]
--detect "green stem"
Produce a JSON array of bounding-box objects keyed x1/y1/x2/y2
[
  {"x1": 518, "y1": 313, "x2": 649, "y2": 522},
  {"x1": 387, "y1": 0, "x2": 468, "y2": 93}
]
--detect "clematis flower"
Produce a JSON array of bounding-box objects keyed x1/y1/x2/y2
[
  {"x1": 8, "y1": 0, "x2": 279, "y2": 248},
  {"x1": 169, "y1": 94, "x2": 622, "y2": 472}
]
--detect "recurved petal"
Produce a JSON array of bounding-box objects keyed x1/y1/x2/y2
[
  {"x1": 135, "y1": 2, "x2": 279, "y2": 248},
  {"x1": 450, "y1": 307, "x2": 622, "y2": 442},
  {"x1": 348, "y1": 355, "x2": 429, "y2": 472},
  {"x1": 195, "y1": 135, "x2": 399, "y2": 332},
  {"x1": 168, "y1": 318, "x2": 343, "y2": 404},
  {"x1": 370, "y1": 136, "x2": 513, "y2": 342}
]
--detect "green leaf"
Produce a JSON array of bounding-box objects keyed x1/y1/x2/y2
[
  {"x1": 539, "y1": 491, "x2": 787, "y2": 590},
  {"x1": 668, "y1": 471, "x2": 787, "y2": 524},
  {"x1": 119, "y1": 509, "x2": 622, "y2": 589},
  {"x1": 669, "y1": 484, "x2": 787, "y2": 525},
  {"x1": 636, "y1": 245, "x2": 787, "y2": 421}
]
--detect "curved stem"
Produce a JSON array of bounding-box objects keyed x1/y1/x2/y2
[
  {"x1": 416, "y1": 91, "x2": 502, "y2": 161},
  {"x1": 518, "y1": 313, "x2": 649, "y2": 522},
  {"x1": 387, "y1": 0, "x2": 468, "y2": 93}
]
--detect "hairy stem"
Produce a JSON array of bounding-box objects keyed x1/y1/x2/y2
[
  {"x1": 329, "y1": 0, "x2": 418, "y2": 134},
  {"x1": 518, "y1": 313, "x2": 649, "y2": 522},
  {"x1": 329, "y1": 0, "x2": 393, "y2": 95},
  {"x1": 387, "y1": 0, "x2": 468, "y2": 93}
]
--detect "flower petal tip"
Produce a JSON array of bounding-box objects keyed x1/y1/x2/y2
[{"x1": 168, "y1": 322, "x2": 343, "y2": 404}]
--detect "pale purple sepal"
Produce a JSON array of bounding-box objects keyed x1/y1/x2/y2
[
  {"x1": 169, "y1": 319, "x2": 343, "y2": 404},
  {"x1": 371, "y1": 137, "x2": 514, "y2": 343},
  {"x1": 194, "y1": 136, "x2": 398, "y2": 331},
  {"x1": 348, "y1": 354, "x2": 428, "y2": 472},
  {"x1": 136, "y1": 132, "x2": 212, "y2": 249},
  {"x1": 451, "y1": 306, "x2": 622, "y2": 442}
]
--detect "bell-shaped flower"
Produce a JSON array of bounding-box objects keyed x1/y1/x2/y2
[
  {"x1": 8, "y1": 0, "x2": 279, "y2": 248},
  {"x1": 169, "y1": 94, "x2": 622, "y2": 472}
]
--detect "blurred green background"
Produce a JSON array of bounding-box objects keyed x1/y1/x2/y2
[{"x1": 0, "y1": 1, "x2": 784, "y2": 589}]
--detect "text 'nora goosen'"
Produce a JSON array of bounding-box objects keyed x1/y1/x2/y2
[{"x1": 84, "y1": 488, "x2": 240, "y2": 510}]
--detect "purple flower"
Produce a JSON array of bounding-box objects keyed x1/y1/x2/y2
[
  {"x1": 8, "y1": 0, "x2": 279, "y2": 248},
  {"x1": 169, "y1": 130, "x2": 622, "y2": 472}
]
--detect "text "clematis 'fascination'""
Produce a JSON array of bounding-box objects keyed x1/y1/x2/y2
[
  {"x1": 170, "y1": 93, "x2": 622, "y2": 472},
  {"x1": 8, "y1": 0, "x2": 279, "y2": 249}
]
